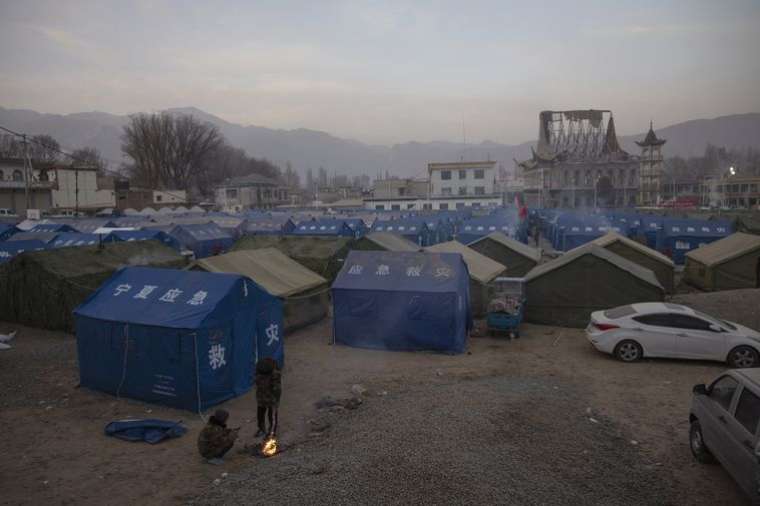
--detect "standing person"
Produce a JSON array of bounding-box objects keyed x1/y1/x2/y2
[
  {"x1": 197, "y1": 409, "x2": 239, "y2": 464},
  {"x1": 255, "y1": 357, "x2": 282, "y2": 437},
  {"x1": 532, "y1": 223, "x2": 541, "y2": 248}
]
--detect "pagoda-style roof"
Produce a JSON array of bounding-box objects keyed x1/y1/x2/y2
[
  {"x1": 517, "y1": 110, "x2": 633, "y2": 170},
  {"x1": 636, "y1": 122, "x2": 666, "y2": 147}
]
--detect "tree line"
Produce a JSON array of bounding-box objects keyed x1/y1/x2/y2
[{"x1": 665, "y1": 144, "x2": 760, "y2": 181}]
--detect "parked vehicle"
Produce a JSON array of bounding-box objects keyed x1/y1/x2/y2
[
  {"x1": 690, "y1": 369, "x2": 760, "y2": 504},
  {"x1": 0, "y1": 208, "x2": 18, "y2": 217},
  {"x1": 586, "y1": 302, "x2": 760, "y2": 367}
]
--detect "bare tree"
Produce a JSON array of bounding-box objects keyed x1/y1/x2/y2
[
  {"x1": 30, "y1": 134, "x2": 61, "y2": 163},
  {"x1": 122, "y1": 112, "x2": 223, "y2": 190},
  {"x1": 71, "y1": 147, "x2": 108, "y2": 174}
]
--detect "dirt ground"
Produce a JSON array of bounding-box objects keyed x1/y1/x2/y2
[{"x1": 0, "y1": 318, "x2": 750, "y2": 505}]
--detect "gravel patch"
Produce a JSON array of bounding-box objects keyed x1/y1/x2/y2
[
  {"x1": 670, "y1": 289, "x2": 760, "y2": 331},
  {"x1": 194, "y1": 375, "x2": 680, "y2": 506}
]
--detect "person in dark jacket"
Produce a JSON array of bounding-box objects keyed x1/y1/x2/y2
[
  {"x1": 255, "y1": 358, "x2": 282, "y2": 437},
  {"x1": 197, "y1": 409, "x2": 239, "y2": 464}
]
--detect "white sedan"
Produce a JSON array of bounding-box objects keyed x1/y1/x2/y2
[{"x1": 586, "y1": 302, "x2": 760, "y2": 367}]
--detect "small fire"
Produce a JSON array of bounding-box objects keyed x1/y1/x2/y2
[{"x1": 261, "y1": 437, "x2": 277, "y2": 457}]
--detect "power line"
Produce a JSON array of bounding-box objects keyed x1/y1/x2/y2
[{"x1": 0, "y1": 124, "x2": 191, "y2": 204}]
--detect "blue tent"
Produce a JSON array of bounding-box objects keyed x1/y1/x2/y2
[
  {"x1": 0, "y1": 223, "x2": 18, "y2": 241},
  {"x1": 371, "y1": 219, "x2": 432, "y2": 246},
  {"x1": 51, "y1": 233, "x2": 103, "y2": 249},
  {"x1": 332, "y1": 250, "x2": 472, "y2": 354},
  {"x1": 243, "y1": 217, "x2": 295, "y2": 235},
  {"x1": 456, "y1": 217, "x2": 518, "y2": 245},
  {"x1": 169, "y1": 223, "x2": 234, "y2": 259},
  {"x1": 30, "y1": 223, "x2": 78, "y2": 233},
  {"x1": 292, "y1": 219, "x2": 355, "y2": 237},
  {"x1": 74, "y1": 266, "x2": 283, "y2": 411},
  {"x1": 656, "y1": 218, "x2": 733, "y2": 264},
  {"x1": 0, "y1": 240, "x2": 47, "y2": 263},
  {"x1": 105, "y1": 230, "x2": 182, "y2": 251}
]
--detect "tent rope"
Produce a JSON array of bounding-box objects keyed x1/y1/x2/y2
[{"x1": 116, "y1": 323, "x2": 129, "y2": 399}]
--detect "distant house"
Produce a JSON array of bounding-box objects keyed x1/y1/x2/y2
[{"x1": 215, "y1": 174, "x2": 289, "y2": 211}]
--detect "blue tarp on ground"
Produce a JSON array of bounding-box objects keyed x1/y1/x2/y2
[
  {"x1": 169, "y1": 223, "x2": 234, "y2": 259},
  {"x1": 74, "y1": 266, "x2": 283, "y2": 411},
  {"x1": 331, "y1": 250, "x2": 472, "y2": 354},
  {"x1": 292, "y1": 219, "x2": 356, "y2": 237},
  {"x1": 0, "y1": 240, "x2": 47, "y2": 263},
  {"x1": 105, "y1": 230, "x2": 182, "y2": 251},
  {"x1": 105, "y1": 419, "x2": 187, "y2": 444}
]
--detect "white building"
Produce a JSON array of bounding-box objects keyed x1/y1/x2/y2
[
  {"x1": 153, "y1": 190, "x2": 187, "y2": 205},
  {"x1": 51, "y1": 166, "x2": 115, "y2": 210},
  {"x1": 215, "y1": 173, "x2": 289, "y2": 212},
  {"x1": 364, "y1": 160, "x2": 503, "y2": 211}
]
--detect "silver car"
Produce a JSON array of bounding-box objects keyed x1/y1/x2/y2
[
  {"x1": 690, "y1": 369, "x2": 760, "y2": 504},
  {"x1": 586, "y1": 302, "x2": 760, "y2": 367}
]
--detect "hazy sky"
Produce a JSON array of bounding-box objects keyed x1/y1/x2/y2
[{"x1": 1, "y1": 1, "x2": 759, "y2": 145}]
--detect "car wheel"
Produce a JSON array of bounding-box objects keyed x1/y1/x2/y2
[
  {"x1": 689, "y1": 420, "x2": 716, "y2": 464},
  {"x1": 727, "y1": 346, "x2": 760, "y2": 369},
  {"x1": 614, "y1": 340, "x2": 643, "y2": 362}
]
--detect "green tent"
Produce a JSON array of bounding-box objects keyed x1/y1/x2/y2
[
  {"x1": 467, "y1": 232, "x2": 540, "y2": 277},
  {"x1": 232, "y1": 235, "x2": 353, "y2": 282},
  {"x1": 425, "y1": 240, "x2": 507, "y2": 317},
  {"x1": 0, "y1": 241, "x2": 185, "y2": 332},
  {"x1": 684, "y1": 232, "x2": 760, "y2": 291},
  {"x1": 524, "y1": 244, "x2": 664, "y2": 328},
  {"x1": 352, "y1": 232, "x2": 421, "y2": 252},
  {"x1": 191, "y1": 248, "x2": 329, "y2": 333},
  {"x1": 588, "y1": 232, "x2": 675, "y2": 293}
]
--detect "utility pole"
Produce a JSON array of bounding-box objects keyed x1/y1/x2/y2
[
  {"x1": 75, "y1": 166, "x2": 79, "y2": 216},
  {"x1": 22, "y1": 134, "x2": 31, "y2": 213}
]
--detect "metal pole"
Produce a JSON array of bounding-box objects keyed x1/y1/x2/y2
[
  {"x1": 75, "y1": 167, "x2": 79, "y2": 216},
  {"x1": 22, "y1": 134, "x2": 30, "y2": 213}
]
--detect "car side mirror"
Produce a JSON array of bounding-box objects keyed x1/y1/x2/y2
[{"x1": 693, "y1": 384, "x2": 708, "y2": 395}]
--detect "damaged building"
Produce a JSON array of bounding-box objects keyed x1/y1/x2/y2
[{"x1": 517, "y1": 110, "x2": 641, "y2": 209}]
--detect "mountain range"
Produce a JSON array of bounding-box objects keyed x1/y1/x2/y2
[{"x1": 1, "y1": 106, "x2": 759, "y2": 178}]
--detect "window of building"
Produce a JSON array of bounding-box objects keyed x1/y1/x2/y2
[
  {"x1": 439, "y1": 203, "x2": 449, "y2": 210},
  {"x1": 458, "y1": 170, "x2": 466, "y2": 179},
  {"x1": 441, "y1": 170, "x2": 452, "y2": 180},
  {"x1": 156, "y1": 194, "x2": 163, "y2": 202},
  {"x1": 474, "y1": 186, "x2": 485, "y2": 195},
  {"x1": 584, "y1": 170, "x2": 591, "y2": 186},
  {"x1": 407, "y1": 203, "x2": 415, "y2": 209},
  {"x1": 458, "y1": 187, "x2": 467, "y2": 196},
  {"x1": 398, "y1": 187, "x2": 406, "y2": 196},
  {"x1": 573, "y1": 170, "x2": 579, "y2": 186},
  {"x1": 474, "y1": 169, "x2": 484, "y2": 179},
  {"x1": 456, "y1": 202, "x2": 465, "y2": 210},
  {"x1": 391, "y1": 204, "x2": 401, "y2": 211},
  {"x1": 375, "y1": 205, "x2": 385, "y2": 210},
  {"x1": 0, "y1": 170, "x2": 3, "y2": 180},
  {"x1": 12, "y1": 170, "x2": 23, "y2": 181},
  {"x1": 441, "y1": 187, "x2": 452, "y2": 196},
  {"x1": 422, "y1": 203, "x2": 432, "y2": 210},
  {"x1": 472, "y1": 202, "x2": 481, "y2": 208}
]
